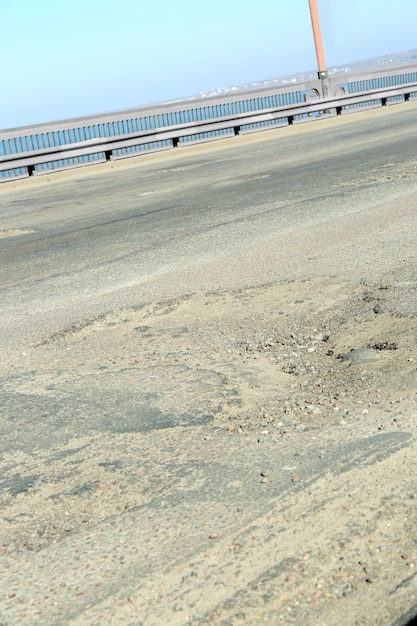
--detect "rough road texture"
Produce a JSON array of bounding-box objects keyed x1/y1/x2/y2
[{"x1": 1, "y1": 105, "x2": 417, "y2": 625}]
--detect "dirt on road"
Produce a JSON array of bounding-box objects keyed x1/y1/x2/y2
[{"x1": 1, "y1": 263, "x2": 417, "y2": 625}]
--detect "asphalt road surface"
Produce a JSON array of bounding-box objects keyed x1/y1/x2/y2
[{"x1": 1, "y1": 103, "x2": 417, "y2": 625}]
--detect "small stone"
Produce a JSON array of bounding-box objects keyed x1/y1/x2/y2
[{"x1": 364, "y1": 568, "x2": 379, "y2": 582}]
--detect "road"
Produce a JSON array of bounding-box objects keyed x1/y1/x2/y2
[{"x1": 1, "y1": 103, "x2": 417, "y2": 625}]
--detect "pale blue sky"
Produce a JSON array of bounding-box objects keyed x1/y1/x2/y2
[{"x1": 1, "y1": 0, "x2": 416, "y2": 129}]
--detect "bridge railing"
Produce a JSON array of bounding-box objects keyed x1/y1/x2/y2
[{"x1": 1, "y1": 63, "x2": 417, "y2": 182}]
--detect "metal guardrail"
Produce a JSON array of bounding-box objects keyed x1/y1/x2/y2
[{"x1": 1, "y1": 63, "x2": 417, "y2": 182}]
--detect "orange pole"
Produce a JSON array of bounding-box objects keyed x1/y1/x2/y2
[{"x1": 308, "y1": 0, "x2": 327, "y2": 78}]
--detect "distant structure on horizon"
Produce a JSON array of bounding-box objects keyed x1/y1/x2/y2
[{"x1": 175, "y1": 49, "x2": 417, "y2": 103}]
